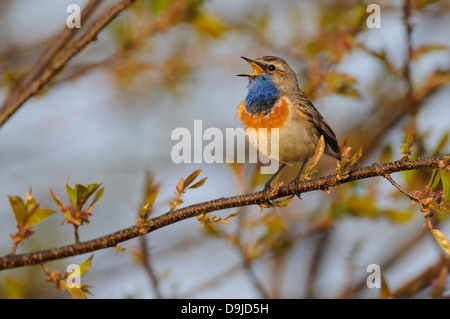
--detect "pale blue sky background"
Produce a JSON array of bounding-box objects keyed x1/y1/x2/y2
[{"x1": 0, "y1": 0, "x2": 449, "y2": 298}]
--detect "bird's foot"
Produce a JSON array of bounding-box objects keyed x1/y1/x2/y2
[
  {"x1": 292, "y1": 177, "x2": 303, "y2": 200},
  {"x1": 262, "y1": 182, "x2": 275, "y2": 206}
]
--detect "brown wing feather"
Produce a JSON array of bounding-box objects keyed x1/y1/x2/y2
[{"x1": 295, "y1": 96, "x2": 341, "y2": 160}]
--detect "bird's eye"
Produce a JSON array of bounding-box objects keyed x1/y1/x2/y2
[{"x1": 268, "y1": 65, "x2": 276, "y2": 72}]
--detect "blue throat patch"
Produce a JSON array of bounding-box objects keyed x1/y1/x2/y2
[{"x1": 245, "y1": 74, "x2": 281, "y2": 116}]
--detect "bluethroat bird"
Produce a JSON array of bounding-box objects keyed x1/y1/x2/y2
[{"x1": 237, "y1": 56, "x2": 341, "y2": 198}]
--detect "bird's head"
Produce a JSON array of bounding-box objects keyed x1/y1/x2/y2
[{"x1": 237, "y1": 56, "x2": 298, "y2": 91}]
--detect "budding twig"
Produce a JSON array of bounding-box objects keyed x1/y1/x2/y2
[
  {"x1": 383, "y1": 174, "x2": 420, "y2": 202},
  {"x1": 0, "y1": 155, "x2": 447, "y2": 271}
]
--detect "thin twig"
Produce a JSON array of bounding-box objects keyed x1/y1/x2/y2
[
  {"x1": 235, "y1": 183, "x2": 271, "y2": 298},
  {"x1": 241, "y1": 257, "x2": 271, "y2": 299},
  {"x1": 41, "y1": 262, "x2": 51, "y2": 276},
  {"x1": 137, "y1": 171, "x2": 163, "y2": 298},
  {"x1": 181, "y1": 263, "x2": 242, "y2": 298},
  {"x1": 0, "y1": 0, "x2": 135, "y2": 128},
  {"x1": 139, "y1": 236, "x2": 163, "y2": 299},
  {"x1": 403, "y1": 0, "x2": 414, "y2": 100},
  {"x1": 10, "y1": 243, "x2": 18, "y2": 256},
  {"x1": 0, "y1": 155, "x2": 447, "y2": 271},
  {"x1": 384, "y1": 173, "x2": 420, "y2": 202},
  {"x1": 228, "y1": 164, "x2": 272, "y2": 299},
  {"x1": 304, "y1": 231, "x2": 329, "y2": 299},
  {"x1": 74, "y1": 225, "x2": 80, "y2": 245},
  {"x1": 0, "y1": 0, "x2": 102, "y2": 121}
]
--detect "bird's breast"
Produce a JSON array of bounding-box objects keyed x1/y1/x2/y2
[{"x1": 237, "y1": 96, "x2": 291, "y2": 130}]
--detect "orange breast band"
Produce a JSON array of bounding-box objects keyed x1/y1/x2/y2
[{"x1": 237, "y1": 97, "x2": 290, "y2": 130}]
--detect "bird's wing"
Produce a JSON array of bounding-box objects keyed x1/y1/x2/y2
[{"x1": 294, "y1": 96, "x2": 341, "y2": 159}]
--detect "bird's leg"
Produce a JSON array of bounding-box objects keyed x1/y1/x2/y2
[
  {"x1": 262, "y1": 163, "x2": 286, "y2": 204},
  {"x1": 292, "y1": 161, "x2": 308, "y2": 199}
]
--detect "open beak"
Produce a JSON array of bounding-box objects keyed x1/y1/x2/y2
[{"x1": 237, "y1": 56, "x2": 264, "y2": 77}]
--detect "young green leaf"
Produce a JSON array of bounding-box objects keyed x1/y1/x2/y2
[
  {"x1": 9, "y1": 189, "x2": 57, "y2": 250},
  {"x1": 400, "y1": 127, "x2": 415, "y2": 159},
  {"x1": 314, "y1": 135, "x2": 326, "y2": 163},
  {"x1": 184, "y1": 169, "x2": 202, "y2": 189},
  {"x1": 431, "y1": 229, "x2": 450, "y2": 255},
  {"x1": 71, "y1": 183, "x2": 103, "y2": 209},
  {"x1": 50, "y1": 188, "x2": 68, "y2": 214},
  {"x1": 225, "y1": 211, "x2": 240, "y2": 220},
  {"x1": 140, "y1": 191, "x2": 159, "y2": 218},
  {"x1": 66, "y1": 255, "x2": 94, "y2": 281},
  {"x1": 429, "y1": 169, "x2": 441, "y2": 192},
  {"x1": 274, "y1": 195, "x2": 295, "y2": 207},
  {"x1": 25, "y1": 208, "x2": 57, "y2": 229},
  {"x1": 84, "y1": 183, "x2": 103, "y2": 202},
  {"x1": 78, "y1": 254, "x2": 94, "y2": 277},
  {"x1": 8, "y1": 195, "x2": 26, "y2": 225},
  {"x1": 25, "y1": 187, "x2": 37, "y2": 213},
  {"x1": 440, "y1": 169, "x2": 450, "y2": 203},
  {"x1": 75, "y1": 184, "x2": 86, "y2": 207},
  {"x1": 66, "y1": 184, "x2": 77, "y2": 207},
  {"x1": 350, "y1": 146, "x2": 362, "y2": 166},
  {"x1": 92, "y1": 187, "x2": 105, "y2": 204},
  {"x1": 188, "y1": 177, "x2": 207, "y2": 189},
  {"x1": 86, "y1": 187, "x2": 105, "y2": 214},
  {"x1": 304, "y1": 135, "x2": 325, "y2": 178},
  {"x1": 176, "y1": 178, "x2": 185, "y2": 194},
  {"x1": 62, "y1": 281, "x2": 88, "y2": 299}
]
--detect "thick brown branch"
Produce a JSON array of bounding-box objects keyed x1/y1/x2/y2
[
  {"x1": 0, "y1": 0, "x2": 135, "y2": 128},
  {"x1": 0, "y1": 155, "x2": 448, "y2": 271},
  {"x1": 2, "y1": 0, "x2": 102, "y2": 109}
]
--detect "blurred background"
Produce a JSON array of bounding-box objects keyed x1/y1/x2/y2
[{"x1": 0, "y1": 0, "x2": 449, "y2": 298}]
